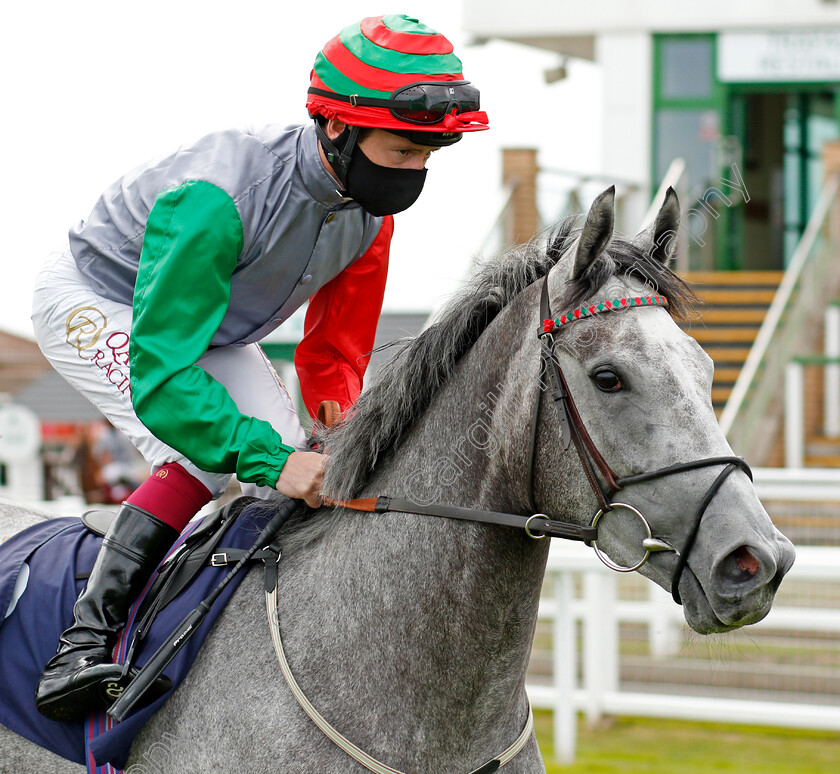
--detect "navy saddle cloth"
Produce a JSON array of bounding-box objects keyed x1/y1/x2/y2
[{"x1": 0, "y1": 497, "x2": 275, "y2": 772}]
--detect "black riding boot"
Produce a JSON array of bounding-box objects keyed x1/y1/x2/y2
[{"x1": 35, "y1": 503, "x2": 178, "y2": 721}]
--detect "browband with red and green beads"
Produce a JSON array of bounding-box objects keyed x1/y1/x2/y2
[{"x1": 541, "y1": 294, "x2": 668, "y2": 334}]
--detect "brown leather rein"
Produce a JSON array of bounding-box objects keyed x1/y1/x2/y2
[{"x1": 323, "y1": 275, "x2": 752, "y2": 603}]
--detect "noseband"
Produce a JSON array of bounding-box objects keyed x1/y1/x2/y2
[{"x1": 534, "y1": 276, "x2": 751, "y2": 603}]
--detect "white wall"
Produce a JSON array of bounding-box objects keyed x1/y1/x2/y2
[
  {"x1": 596, "y1": 33, "x2": 654, "y2": 233},
  {"x1": 464, "y1": 0, "x2": 840, "y2": 38}
]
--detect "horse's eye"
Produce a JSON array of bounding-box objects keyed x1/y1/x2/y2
[{"x1": 592, "y1": 368, "x2": 623, "y2": 392}]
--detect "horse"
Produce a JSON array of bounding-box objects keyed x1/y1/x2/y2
[{"x1": 0, "y1": 188, "x2": 795, "y2": 773}]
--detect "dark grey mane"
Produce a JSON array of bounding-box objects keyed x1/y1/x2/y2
[{"x1": 320, "y1": 216, "x2": 695, "y2": 499}]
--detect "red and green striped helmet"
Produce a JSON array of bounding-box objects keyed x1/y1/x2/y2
[{"x1": 307, "y1": 14, "x2": 489, "y2": 142}]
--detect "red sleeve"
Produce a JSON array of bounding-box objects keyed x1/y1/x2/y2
[{"x1": 294, "y1": 215, "x2": 394, "y2": 418}]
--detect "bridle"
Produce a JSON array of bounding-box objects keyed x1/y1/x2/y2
[
  {"x1": 328, "y1": 274, "x2": 752, "y2": 604},
  {"x1": 533, "y1": 275, "x2": 751, "y2": 602},
  {"x1": 271, "y1": 273, "x2": 753, "y2": 773}
]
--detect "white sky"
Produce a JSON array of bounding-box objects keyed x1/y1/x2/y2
[{"x1": 0, "y1": 1, "x2": 602, "y2": 339}]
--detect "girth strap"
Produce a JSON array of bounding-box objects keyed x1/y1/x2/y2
[{"x1": 265, "y1": 583, "x2": 535, "y2": 773}]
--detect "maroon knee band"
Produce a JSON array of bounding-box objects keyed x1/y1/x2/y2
[{"x1": 126, "y1": 463, "x2": 213, "y2": 532}]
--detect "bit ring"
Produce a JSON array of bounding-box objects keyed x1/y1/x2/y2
[{"x1": 590, "y1": 502, "x2": 656, "y2": 572}]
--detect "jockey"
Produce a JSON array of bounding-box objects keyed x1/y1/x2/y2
[{"x1": 31, "y1": 13, "x2": 488, "y2": 721}]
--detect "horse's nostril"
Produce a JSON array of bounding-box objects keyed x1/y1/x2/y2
[
  {"x1": 734, "y1": 546, "x2": 759, "y2": 577},
  {"x1": 718, "y1": 545, "x2": 767, "y2": 588}
]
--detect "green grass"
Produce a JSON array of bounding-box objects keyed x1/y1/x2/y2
[{"x1": 534, "y1": 710, "x2": 840, "y2": 774}]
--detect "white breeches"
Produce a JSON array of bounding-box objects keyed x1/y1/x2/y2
[{"x1": 31, "y1": 249, "x2": 308, "y2": 499}]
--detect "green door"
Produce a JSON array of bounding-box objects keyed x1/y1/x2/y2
[{"x1": 725, "y1": 88, "x2": 838, "y2": 270}]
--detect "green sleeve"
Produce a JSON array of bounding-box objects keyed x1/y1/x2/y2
[{"x1": 130, "y1": 180, "x2": 295, "y2": 487}]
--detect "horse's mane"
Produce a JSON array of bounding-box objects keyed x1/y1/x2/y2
[{"x1": 319, "y1": 216, "x2": 695, "y2": 499}]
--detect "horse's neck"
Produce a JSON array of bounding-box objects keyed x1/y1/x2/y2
[
  {"x1": 343, "y1": 297, "x2": 551, "y2": 720},
  {"x1": 370, "y1": 298, "x2": 539, "y2": 508},
  {"x1": 173, "y1": 295, "x2": 555, "y2": 768}
]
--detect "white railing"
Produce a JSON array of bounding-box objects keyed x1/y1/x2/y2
[
  {"x1": 640, "y1": 157, "x2": 686, "y2": 230},
  {"x1": 752, "y1": 465, "x2": 840, "y2": 499},
  {"x1": 526, "y1": 467, "x2": 840, "y2": 763},
  {"x1": 474, "y1": 180, "x2": 519, "y2": 261},
  {"x1": 824, "y1": 303, "x2": 840, "y2": 437},
  {"x1": 425, "y1": 180, "x2": 518, "y2": 330},
  {"x1": 783, "y1": 302, "x2": 840, "y2": 466},
  {"x1": 719, "y1": 174, "x2": 840, "y2": 455},
  {"x1": 785, "y1": 360, "x2": 808, "y2": 468},
  {"x1": 528, "y1": 538, "x2": 840, "y2": 763},
  {"x1": 538, "y1": 166, "x2": 643, "y2": 232}
]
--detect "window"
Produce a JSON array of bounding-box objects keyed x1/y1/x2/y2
[{"x1": 661, "y1": 38, "x2": 714, "y2": 99}]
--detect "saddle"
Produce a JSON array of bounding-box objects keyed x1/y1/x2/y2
[
  {"x1": 81, "y1": 495, "x2": 257, "y2": 624},
  {"x1": 0, "y1": 495, "x2": 292, "y2": 773},
  {"x1": 1, "y1": 402, "x2": 336, "y2": 772}
]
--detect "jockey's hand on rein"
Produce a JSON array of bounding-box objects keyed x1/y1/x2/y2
[{"x1": 275, "y1": 451, "x2": 326, "y2": 508}]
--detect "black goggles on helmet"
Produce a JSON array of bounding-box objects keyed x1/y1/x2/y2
[{"x1": 308, "y1": 80, "x2": 481, "y2": 126}]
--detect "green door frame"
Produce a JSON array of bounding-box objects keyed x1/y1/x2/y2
[{"x1": 652, "y1": 33, "x2": 729, "y2": 268}]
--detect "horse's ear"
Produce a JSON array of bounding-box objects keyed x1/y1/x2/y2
[
  {"x1": 571, "y1": 186, "x2": 615, "y2": 281},
  {"x1": 634, "y1": 186, "x2": 680, "y2": 265}
]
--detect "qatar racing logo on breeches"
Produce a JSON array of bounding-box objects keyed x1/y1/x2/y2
[{"x1": 65, "y1": 306, "x2": 132, "y2": 397}]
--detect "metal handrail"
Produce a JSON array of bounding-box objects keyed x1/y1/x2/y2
[
  {"x1": 719, "y1": 173, "x2": 840, "y2": 449},
  {"x1": 539, "y1": 166, "x2": 642, "y2": 192},
  {"x1": 640, "y1": 158, "x2": 686, "y2": 231},
  {"x1": 640, "y1": 158, "x2": 689, "y2": 273},
  {"x1": 426, "y1": 180, "x2": 519, "y2": 329},
  {"x1": 475, "y1": 180, "x2": 518, "y2": 259}
]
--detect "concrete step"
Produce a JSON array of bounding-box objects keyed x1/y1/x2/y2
[
  {"x1": 685, "y1": 271, "x2": 785, "y2": 286},
  {"x1": 685, "y1": 327, "x2": 763, "y2": 343},
  {"x1": 712, "y1": 366, "x2": 742, "y2": 383},
  {"x1": 805, "y1": 454, "x2": 840, "y2": 467},
  {"x1": 692, "y1": 288, "x2": 778, "y2": 305},
  {"x1": 806, "y1": 437, "x2": 840, "y2": 455},
  {"x1": 703, "y1": 346, "x2": 752, "y2": 363},
  {"x1": 711, "y1": 386, "x2": 732, "y2": 404},
  {"x1": 689, "y1": 308, "x2": 768, "y2": 324},
  {"x1": 619, "y1": 655, "x2": 840, "y2": 697},
  {"x1": 678, "y1": 272, "x2": 781, "y2": 425}
]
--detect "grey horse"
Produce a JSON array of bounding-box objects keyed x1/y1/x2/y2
[{"x1": 0, "y1": 188, "x2": 795, "y2": 773}]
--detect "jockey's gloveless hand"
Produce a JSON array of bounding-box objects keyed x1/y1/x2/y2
[{"x1": 275, "y1": 451, "x2": 327, "y2": 508}]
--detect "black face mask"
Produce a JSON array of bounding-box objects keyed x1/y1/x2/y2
[{"x1": 343, "y1": 145, "x2": 427, "y2": 216}]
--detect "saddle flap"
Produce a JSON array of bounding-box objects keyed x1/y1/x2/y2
[
  {"x1": 135, "y1": 496, "x2": 257, "y2": 621},
  {"x1": 81, "y1": 509, "x2": 116, "y2": 537}
]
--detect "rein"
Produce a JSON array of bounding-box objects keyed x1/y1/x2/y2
[
  {"x1": 321, "y1": 495, "x2": 597, "y2": 543},
  {"x1": 265, "y1": 575, "x2": 534, "y2": 774}
]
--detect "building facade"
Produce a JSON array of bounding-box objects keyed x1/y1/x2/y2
[{"x1": 465, "y1": 0, "x2": 840, "y2": 270}]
